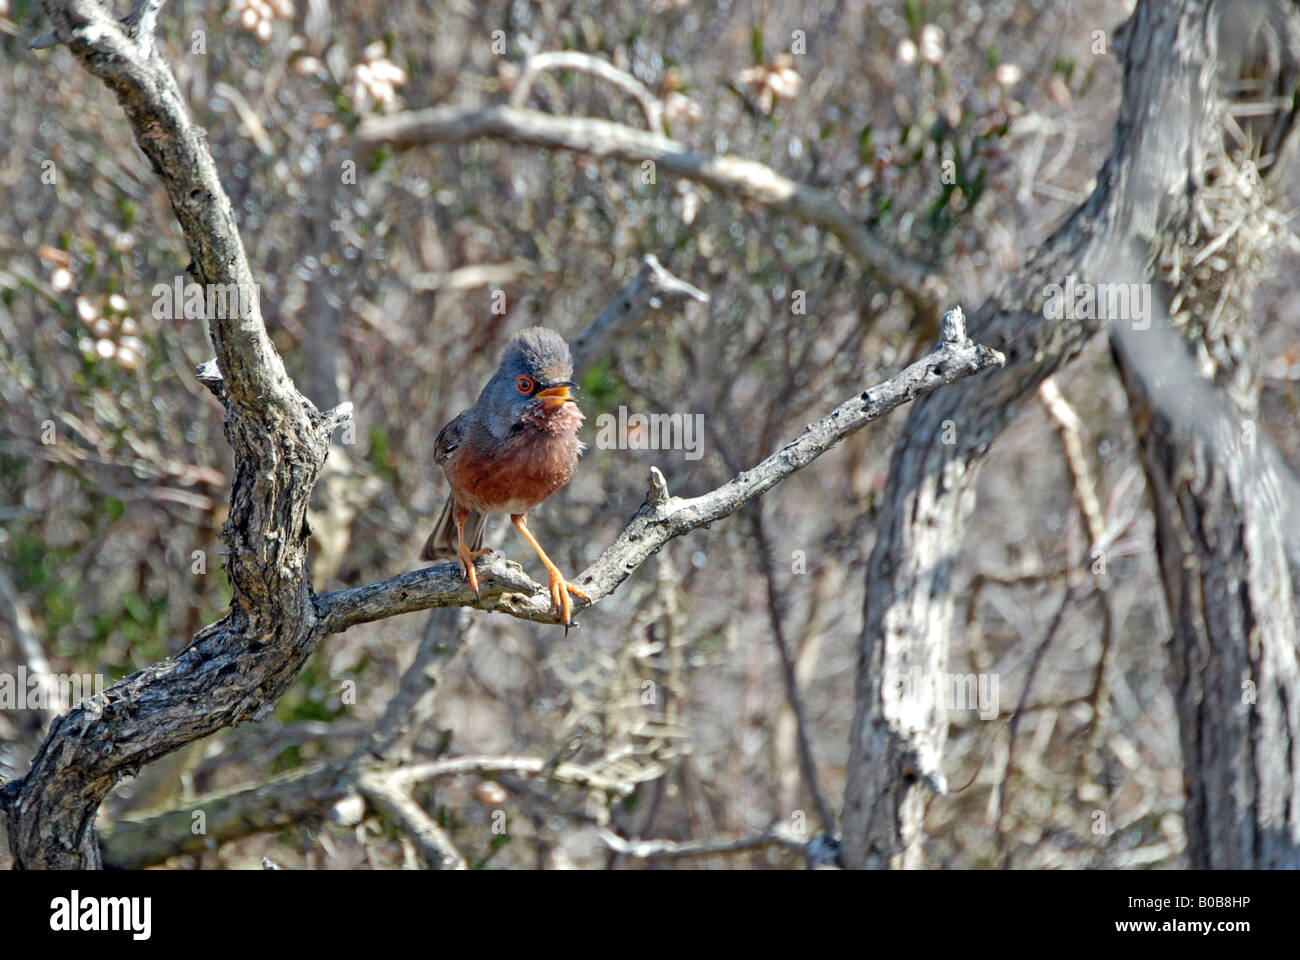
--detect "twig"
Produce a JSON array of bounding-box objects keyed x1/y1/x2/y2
[
  {"x1": 750, "y1": 509, "x2": 836, "y2": 836},
  {"x1": 570, "y1": 254, "x2": 708, "y2": 378},
  {"x1": 1038, "y1": 377, "x2": 1106, "y2": 550}
]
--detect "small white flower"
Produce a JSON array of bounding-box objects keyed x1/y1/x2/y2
[
  {"x1": 919, "y1": 24, "x2": 944, "y2": 64},
  {"x1": 735, "y1": 54, "x2": 801, "y2": 115},
  {"x1": 995, "y1": 63, "x2": 1023, "y2": 86}
]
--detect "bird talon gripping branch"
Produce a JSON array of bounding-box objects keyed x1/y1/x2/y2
[{"x1": 421, "y1": 328, "x2": 587, "y2": 626}]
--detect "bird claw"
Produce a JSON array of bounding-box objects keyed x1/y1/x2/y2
[
  {"x1": 547, "y1": 571, "x2": 589, "y2": 628},
  {"x1": 458, "y1": 547, "x2": 493, "y2": 600}
]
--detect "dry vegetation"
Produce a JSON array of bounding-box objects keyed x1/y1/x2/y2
[{"x1": 1, "y1": 0, "x2": 1297, "y2": 869}]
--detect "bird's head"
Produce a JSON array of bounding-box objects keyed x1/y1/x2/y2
[{"x1": 479, "y1": 327, "x2": 580, "y2": 437}]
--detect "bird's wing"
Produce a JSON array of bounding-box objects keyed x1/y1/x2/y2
[{"x1": 434, "y1": 410, "x2": 469, "y2": 465}]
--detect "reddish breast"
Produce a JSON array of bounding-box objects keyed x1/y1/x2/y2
[{"x1": 446, "y1": 403, "x2": 583, "y2": 516}]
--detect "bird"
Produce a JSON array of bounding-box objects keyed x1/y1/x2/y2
[{"x1": 421, "y1": 327, "x2": 590, "y2": 626}]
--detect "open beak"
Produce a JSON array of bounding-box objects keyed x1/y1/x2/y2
[{"x1": 535, "y1": 381, "x2": 577, "y2": 407}]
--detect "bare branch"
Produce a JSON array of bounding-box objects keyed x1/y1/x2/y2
[
  {"x1": 570, "y1": 254, "x2": 708, "y2": 378},
  {"x1": 99, "y1": 753, "x2": 635, "y2": 868},
  {"x1": 840, "y1": 0, "x2": 1236, "y2": 869},
  {"x1": 599, "y1": 825, "x2": 808, "y2": 861},
  {"x1": 357, "y1": 773, "x2": 466, "y2": 870},
  {"x1": 409, "y1": 258, "x2": 536, "y2": 293},
  {"x1": 313, "y1": 313, "x2": 1004, "y2": 632},
  {"x1": 357, "y1": 104, "x2": 943, "y2": 309},
  {"x1": 509, "y1": 51, "x2": 664, "y2": 132},
  {"x1": 749, "y1": 510, "x2": 836, "y2": 835},
  {"x1": 1038, "y1": 377, "x2": 1106, "y2": 550}
]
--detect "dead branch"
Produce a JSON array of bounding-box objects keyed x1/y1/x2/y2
[
  {"x1": 357, "y1": 103, "x2": 943, "y2": 310},
  {"x1": 313, "y1": 310, "x2": 1004, "y2": 631}
]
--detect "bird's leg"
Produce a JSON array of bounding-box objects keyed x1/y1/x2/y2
[
  {"x1": 511, "y1": 514, "x2": 589, "y2": 626},
  {"x1": 455, "y1": 508, "x2": 493, "y2": 598}
]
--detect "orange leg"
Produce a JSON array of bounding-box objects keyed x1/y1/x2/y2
[
  {"x1": 511, "y1": 514, "x2": 589, "y2": 626},
  {"x1": 455, "y1": 508, "x2": 493, "y2": 598}
]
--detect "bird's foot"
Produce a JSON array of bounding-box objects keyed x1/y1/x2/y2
[
  {"x1": 457, "y1": 546, "x2": 493, "y2": 599},
  {"x1": 546, "y1": 567, "x2": 590, "y2": 627}
]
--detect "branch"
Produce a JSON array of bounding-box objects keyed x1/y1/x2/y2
[
  {"x1": 5, "y1": 0, "x2": 337, "y2": 867},
  {"x1": 570, "y1": 253, "x2": 708, "y2": 378},
  {"x1": 599, "y1": 825, "x2": 815, "y2": 862},
  {"x1": 99, "y1": 753, "x2": 635, "y2": 868},
  {"x1": 357, "y1": 773, "x2": 466, "y2": 870},
  {"x1": 749, "y1": 510, "x2": 836, "y2": 835},
  {"x1": 509, "y1": 51, "x2": 664, "y2": 132},
  {"x1": 1038, "y1": 377, "x2": 1106, "y2": 551},
  {"x1": 313, "y1": 309, "x2": 1004, "y2": 632},
  {"x1": 357, "y1": 104, "x2": 943, "y2": 309},
  {"x1": 840, "y1": 0, "x2": 1256, "y2": 869}
]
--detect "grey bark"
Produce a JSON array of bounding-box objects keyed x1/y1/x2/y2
[
  {"x1": 841, "y1": 0, "x2": 1300, "y2": 869},
  {"x1": 1111, "y1": 0, "x2": 1300, "y2": 868}
]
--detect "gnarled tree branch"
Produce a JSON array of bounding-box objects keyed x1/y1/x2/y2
[{"x1": 313, "y1": 312, "x2": 1004, "y2": 632}]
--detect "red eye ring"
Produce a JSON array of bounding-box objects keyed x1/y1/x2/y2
[{"x1": 516, "y1": 375, "x2": 535, "y2": 394}]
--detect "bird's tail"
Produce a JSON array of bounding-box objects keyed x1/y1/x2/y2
[{"x1": 420, "y1": 497, "x2": 488, "y2": 562}]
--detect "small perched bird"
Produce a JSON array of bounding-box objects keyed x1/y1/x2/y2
[{"x1": 421, "y1": 327, "x2": 589, "y2": 625}]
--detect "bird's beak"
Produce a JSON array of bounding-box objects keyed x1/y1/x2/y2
[{"x1": 535, "y1": 381, "x2": 578, "y2": 407}]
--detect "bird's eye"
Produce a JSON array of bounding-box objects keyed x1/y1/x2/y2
[{"x1": 516, "y1": 376, "x2": 535, "y2": 394}]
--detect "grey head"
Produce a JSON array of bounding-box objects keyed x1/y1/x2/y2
[{"x1": 476, "y1": 327, "x2": 579, "y2": 438}]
